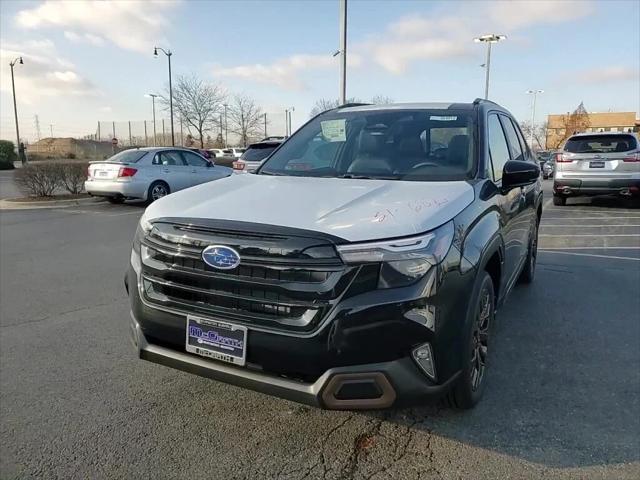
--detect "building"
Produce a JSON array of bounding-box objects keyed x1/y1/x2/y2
[{"x1": 546, "y1": 109, "x2": 638, "y2": 149}]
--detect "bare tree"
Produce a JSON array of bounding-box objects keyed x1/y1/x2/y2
[
  {"x1": 309, "y1": 95, "x2": 393, "y2": 117},
  {"x1": 228, "y1": 94, "x2": 264, "y2": 147},
  {"x1": 519, "y1": 121, "x2": 548, "y2": 150},
  {"x1": 161, "y1": 74, "x2": 225, "y2": 148},
  {"x1": 370, "y1": 95, "x2": 394, "y2": 104},
  {"x1": 548, "y1": 102, "x2": 591, "y2": 149}
]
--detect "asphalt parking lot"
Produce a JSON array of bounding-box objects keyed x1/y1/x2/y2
[{"x1": 1, "y1": 181, "x2": 638, "y2": 479}]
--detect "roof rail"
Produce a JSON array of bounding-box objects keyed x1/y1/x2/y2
[
  {"x1": 473, "y1": 98, "x2": 499, "y2": 106},
  {"x1": 332, "y1": 102, "x2": 372, "y2": 111}
]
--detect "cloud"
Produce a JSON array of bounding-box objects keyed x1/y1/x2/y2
[
  {"x1": 0, "y1": 39, "x2": 98, "y2": 103},
  {"x1": 571, "y1": 66, "x2": 640, "y2": 85},
  {"x1": 488, "y1": 0, "x2": 594, "y2": 29},
  {"x1": 16, "y1": 0, "x2": 179, "y2": 53},
  {"x1": 64, "y1": 30, "x2": 105, "y2": 46},
  {"x1": 214, "y1": 53, "x2": 362, "y2": 91}
]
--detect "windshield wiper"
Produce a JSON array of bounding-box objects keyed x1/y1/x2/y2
[
  {"x1": 338, "y1": 173, "x2": 401, "y2": 180},
  {"x1": 258, "y1": 171, "x2": 288, "y2": 176}
]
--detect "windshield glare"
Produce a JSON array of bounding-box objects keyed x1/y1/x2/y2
[{"x1": 259, "y1": 109, "x2": 475, "y2": 181}]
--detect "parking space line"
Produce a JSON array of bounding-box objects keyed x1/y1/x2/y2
[
  {"x1": 541, "y1": 216, "x2": 640, "y2": 220},
  {"x1": 539, "y1": 246, "x2": 640, "y2": 249},
  {"x1": 540, "y1": 224, "x2": 640, "y2": 228},
  {"x1": 540, "y1": 234, "x2": 640, "y2": 237},
  {"x1": 539, "y1": 250, "x2": 640, "y2": 261}
]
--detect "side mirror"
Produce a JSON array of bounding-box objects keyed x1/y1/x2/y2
[{"x1": 501, "y1": 160, "x2": 539, "y2": 191}]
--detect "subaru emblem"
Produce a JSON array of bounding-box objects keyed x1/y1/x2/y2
[{"x1": 202, "y1": 245, "x2": 241, "y2": 270}]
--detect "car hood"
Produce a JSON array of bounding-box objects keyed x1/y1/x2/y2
[{"x1": 143, "y1": 174, "x2": 475, "y2": 242}]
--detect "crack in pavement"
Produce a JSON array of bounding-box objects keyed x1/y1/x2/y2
[{"x1": 1, "y1": 300, "x2": 121, "y2": 329}]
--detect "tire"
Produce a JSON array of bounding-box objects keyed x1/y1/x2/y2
[
  {"x1": 147, "y1": 181, "x2": 170, "y2": 202},
  {"x1": 445, "y1": 271, "x2": 495, "y2": 409},
  {"x1": 107, "y1": 196, "x2": 125, "y2": 204},
  {"x1": 553, "y1": 195, "x2": 566, "y2": 206},
  {"x1": 519, "y1": 219, "x2": 538, "y2": 284}
]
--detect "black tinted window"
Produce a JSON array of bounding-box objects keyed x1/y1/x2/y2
[
  {"x1": 565, "y1": 135, "x2": 637, "y2": 153},
  {"x1": 499, "y1": 115, "x2": 524, "y2": 161},
  {"x1": 487, "y1": 114, "x2": 510, "y2": 181},
  {"x1": 241, "y1": 145, "x2": 278, "y2": 161}
]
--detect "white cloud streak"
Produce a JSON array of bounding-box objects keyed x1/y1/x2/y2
[
  {"x1": 16, "y1": 0, "x2": 179, "y2": 53},
  {"x1": 0, "y1": 39, "x2": 98, "y2": 103},
  {"x1": 572, "y1": 66, "x2": 639, "y2": 85}
]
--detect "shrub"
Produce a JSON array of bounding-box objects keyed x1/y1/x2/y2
[
  {"x1": 0, "y1": 140, "x2": 17, "y2": 170},
  {"x1": 60, "y1": 162, "x2": 88, "y2": 194},
  {"x1": 15, "y1": 163, "x2": 64, "y2": 197},
  {"x1": 66, "y1": 152, "x2": 76, "y2": 159}
]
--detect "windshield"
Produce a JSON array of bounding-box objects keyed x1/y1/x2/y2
[
  {"x1": 565, "y1": 135, "x2": 637, "y2": 153},
  {"x1": 259, "y1": 109, "x2": 475, "y2": 180},
  {"x1": 107, "y1": 149, "x2": 147, "y2": 163},
  {"x1": 241, "y1": 144, "x2": 278, "y2": 161}
]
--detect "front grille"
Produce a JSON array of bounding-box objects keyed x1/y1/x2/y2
[{"x1": 139, "y1": 221, "x2": 355, "y2": 332}]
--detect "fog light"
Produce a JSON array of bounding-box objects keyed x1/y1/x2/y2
[{"x1": 412, "y1": 343, "x2": 436, "y2": 381}]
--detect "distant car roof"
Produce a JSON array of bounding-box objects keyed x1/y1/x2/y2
[
  {"x1": 247, "y1": 140, "x2": 282, "y2": 148},
  {"x1": 568, "y1": 131, "x2": 637, "y2": 137}
]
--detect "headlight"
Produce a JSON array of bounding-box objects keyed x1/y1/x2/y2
[{"x1": 337, "y1": 221, "x2": 454, "y2": 288}]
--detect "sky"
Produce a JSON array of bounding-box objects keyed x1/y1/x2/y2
[{"x1": 0, "y1": 0, "x2": 638, "y2": 143}]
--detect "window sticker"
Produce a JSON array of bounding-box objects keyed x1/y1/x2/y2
[
  {"x1": 430, "y1": 116, "x2": 457, "y2": 121},
  {"x1": 321, "y1": 119, "x2": 347, "y2": 142}
]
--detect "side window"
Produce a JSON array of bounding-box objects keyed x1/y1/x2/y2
[
  {"x1": 499, "y1": 115, "x2": 524, "y2": 161},
  {"x1": 512, "y1": 119, "x2": 533, "y2": 162},
  {"x1": 181, "y1": 151, "x2": 209, "y2": 167},
  {"x1": 487, "y1": 114, "x2": 510, "y2": 181},
  {"x1": 155, "y1": 151, "x2": 184, "y2": 166}
]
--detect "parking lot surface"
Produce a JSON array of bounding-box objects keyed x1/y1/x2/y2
[{"x1": 1, "y1": 182, "x2": 639, "y2": 479}]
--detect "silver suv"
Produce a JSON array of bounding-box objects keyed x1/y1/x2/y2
[{"x1": 553, "y1": 132, "x2": 640, "y2": 205}]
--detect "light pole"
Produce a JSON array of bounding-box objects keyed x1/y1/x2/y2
[
  {"x1": 146, "y1": 94, "x2": 159, "y2": 146},
  {"x1": 153, "y1": 47, "x2": 175, "y2": 146},
  {"x1": 526, "y1": 89, "x2": 544, "y2": 149},
  {"x1": 49, "y1": 124, "x2": 53, "y2": 137},
  {"x1": 9, "y1": 56, "x2": 23, "y2": 160},
  {"x1": 287, "y1": 106, "x2": 295, "y2": 136},
  {"x1": 223, "y1": 103, "x2": 229, "y2": 147},
  {"x1": 473, "y1": 34, "x2": 506, "y2": 100},
  {"x1": 338, "y1": 0, "x2": 347, "y2": 105}
]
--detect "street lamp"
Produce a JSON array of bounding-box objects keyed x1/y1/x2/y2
[
  {"x1": 153, "y1": 47, "x2": 175, "y2": 146},
  {"x1": 526, "y1": 89, "x2": 544, "y2": 149},
  {"x1": 145, "y1": 93, "x2": 159, "y2": 146},
  {"x1": 9, "y1": 56, "x2": 24, "y2": 162},
  {"x1": 286, "y1": 106, "x2": 295, "y2": 136},
  {"x1": 473, "y1": 34, "x2": 506, "y2": 100}
]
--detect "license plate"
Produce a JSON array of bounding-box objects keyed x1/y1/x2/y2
[
  {"x1": 98, "y1": 171, "x2": 109, "y2": 177},
  {"x1": 589, "y1": 161, "x2": 605, "y2": 168},
  {"x1": 185, "y1": 315, "x2": 247, "y2": 366}
]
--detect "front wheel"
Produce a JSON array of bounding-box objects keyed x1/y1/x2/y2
[
  {"x1": 147, "y1": 181, "x2": 170, "y2": 202},
  {"x1": 445, "y1": 271, "x2": 495, "y2": 409}
]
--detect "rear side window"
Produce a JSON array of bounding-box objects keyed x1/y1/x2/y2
[
  {"x1": 107, "y1": 150, "x2": 147, "y2": 163},
  {"x1": 499, "y1": 115, "x2": 524, "y2": 161},
  {"x1": 241, "y1": 145, "x2": 278, "y2": 161},
  {"x1": 565, "y1": 135, "x2": 637, "y2": 153},
  {"x1": 487, "y1": 114, "x2": 510, "y2": 181},
  {"x1": 153, "y1": 151, "x2": 185, "y2": 166}
]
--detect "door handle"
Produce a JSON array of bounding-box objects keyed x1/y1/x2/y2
[{"x1": 162, "y1": 168, "x2": 170, "y2": 173}]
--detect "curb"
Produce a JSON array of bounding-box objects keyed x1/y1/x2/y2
[{"x1": 0, "y1": 196, "x2": 106, "y2": 210}]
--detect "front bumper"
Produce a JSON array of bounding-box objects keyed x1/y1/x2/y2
[
  {"x1": 85, "y1": 179, "x2": 148, "y2": 199},
  {"x1": 129, "y1": 311, "x2": 460, "y2": 409},
  {"x1": 553, "y1": 175, "x2": 640, "y2": 196}
]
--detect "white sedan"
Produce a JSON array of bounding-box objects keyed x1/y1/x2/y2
[{"x1": 85, "y1": 147, "x2": 232, "y2": 203}]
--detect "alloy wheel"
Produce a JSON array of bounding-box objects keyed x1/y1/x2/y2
[
  {"x1": 152, "y1": 184, "x2": 168, "y2": 200},
  {"x1": 470, "y1": 289, "x2": 491, "y2": 392}
]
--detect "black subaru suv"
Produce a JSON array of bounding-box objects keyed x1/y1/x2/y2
[{"x1": 126, "y1": 100, "x2": 542, "y2": 409}]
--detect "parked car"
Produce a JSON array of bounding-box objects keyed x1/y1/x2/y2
[
  {"x1": 542, "y1": 160, "x2": 554, "y2": 179},
  {"x1": 126, "y1": 100, "x2": 542, "y2": 410},
  {"x1": 536, "y1": 150, "x2": 552, "y2": 169},
  {"x1": 230, "y1": 147, "x2": 246, "y2": 158},
  {"x1": 553, "y1": 132, "x2": 640, "y2": 205},
  {"x1": 85, "y1": 147, "x2": 232, "y2": 204},
  {"x1": 232, "y1": 140, "x2": 282, "y2": 173},
  {"x1": 209, "y1": 149, "x2": 235, "y2": 168}
]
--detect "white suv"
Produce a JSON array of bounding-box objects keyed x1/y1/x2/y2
[{"x1": 553, "y1": 132, "x2": 640, "y2": 205}]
